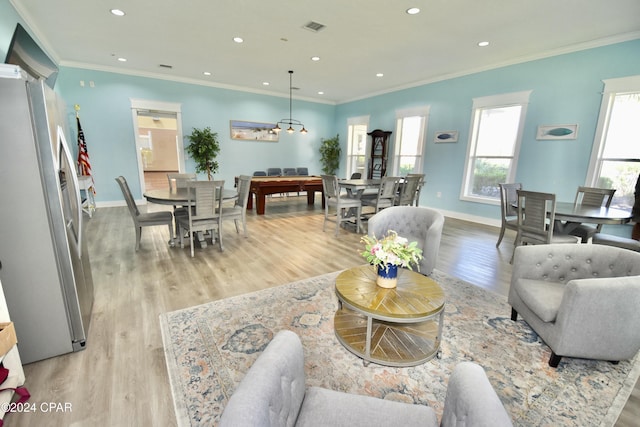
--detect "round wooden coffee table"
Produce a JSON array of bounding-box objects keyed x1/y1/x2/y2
[{"x1": 334, "y1": 265, "x2": 445, "y2": 367}]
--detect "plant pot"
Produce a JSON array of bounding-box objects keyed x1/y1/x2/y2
[{"x1": 376, "y1": 264, "x2": 398, "y2": 288}]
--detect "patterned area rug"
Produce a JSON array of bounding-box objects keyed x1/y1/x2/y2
[{"x1": 160, "y1": 268, "x2": 640, "y2": 427}]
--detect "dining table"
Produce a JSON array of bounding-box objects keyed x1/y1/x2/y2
[
  {"x1": 338, "y1": 178, "x2": 382, "y2": 198},
  {"x1": 144, "y1": 187, "x2": 238, "y2": 249},
  {"x1": 552, "y1": 201, "x2": 633, "y2": 234}
]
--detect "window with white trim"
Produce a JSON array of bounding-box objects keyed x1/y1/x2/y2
[
  {"x1": 461, "y1": 91, "x2": 531, "y2": 202},
  {"x1": 346, "y1": 116, "x2": 369, "y2": 178},
  {"x1": 586, "y1": 75, "x2": 640, "y2": 209},
  {"x1": 392, "y1": 106, "x2": 429, "y2": 176}
]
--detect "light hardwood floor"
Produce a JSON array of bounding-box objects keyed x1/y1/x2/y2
[{"x1": 7, "y1": 195, "x2": 639, "y2": 426}]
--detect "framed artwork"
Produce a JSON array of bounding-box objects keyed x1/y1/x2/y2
[
  {"x1": 434, "y1": 131, "x2": 458, "y2": 143},
  {"x1": 536, "y1": 124, "x2": 578, "y2": 140},
  {"x1": 230, "y1": 120, "x2": 279, "y2": 142}
]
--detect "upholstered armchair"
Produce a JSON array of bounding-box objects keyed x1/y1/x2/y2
[
  {"x1": 367, "y1": 206, "x2": 444, "y2": 276},
  {"x1": 509, "y1": 244, "x2": 640, "y2": 367},
  {"x1": 219, "y1": 330, "x2": 512, "y2": 427}
]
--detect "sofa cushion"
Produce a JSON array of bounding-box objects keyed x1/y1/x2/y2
[
  {"x1": 514, "y1": 279, "x2": 565, "y2": 322},
  {"x1": 296, "y1": 386, "x2": 437, "y2": 427}
]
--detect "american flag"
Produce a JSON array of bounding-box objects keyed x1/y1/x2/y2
[{"x1": 77, "y1": 116, "x2": 95, "y2": 193}]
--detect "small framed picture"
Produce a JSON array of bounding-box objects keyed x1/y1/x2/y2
[
  {"x1": 434, "y1": 131, "x2": 458, "y2": 143},
  {"x1": 536, "y1": 124, "x2": 578, "y2": 140}
]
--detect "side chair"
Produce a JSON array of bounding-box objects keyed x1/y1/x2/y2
[
  {"x1": 361, "y1": 176, "x2": 400, "y2": 214},
  {"x1": 406, "y1": 173, "x2": 425, "y2": 206},
  {"x1": 177, "y1": 180, "x2": 225, "y2": 257},
  {"x1": 115, "y1": 176, "x2": 174, "y2": 251},
  {"x1": 496, "y1": 183, "x2": 522, "y2": 247},
  {"x1": 395, "y1": 174, "x2": 422, "y2": 206},
  {"x1": 321, "y1": 175, "x2": 363, "y2": 236},
  {"x1": 167, "y1": 172, "x2": 197, "y2": 238},
  {"x1": 222, "y1": 175, "x2": 251, "y2": 237},
  {"x1": 568, "y1": 186, "x2": 616, "y2": 243}
]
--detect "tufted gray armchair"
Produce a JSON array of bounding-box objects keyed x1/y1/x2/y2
[
  {"x1": 367, "y1": 206, "x2": 444, "y2": 276},
  {"x1": 509, "y1": 243, "x2": 640, "y2": 367}
]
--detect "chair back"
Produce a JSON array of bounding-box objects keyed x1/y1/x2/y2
[
  {"x1": 296, "y1": 167, "x2": 309, "y2": 176},
  {"x1": 167, "y1": 173, "x2": 196, "y2": 192},
  {"x1": 350, "y1": 172, "x2": 362, "y2": 179},
  {"x1": 186, "y1": 180, "x2": 225, "y2": 220},
  {"x1": 574, "y1": 186, "x2": 616, "y2": 208},
  {"x1": 115, "y1": 176, "x2": 140, "y2": 218},
  {"x1": 253, "y1": 171, "x2": 267, "y2": 176},
  {"x1": 283, "y1": 168, "x2": 297, "y2": 176},
  {"x1": 499, "y1": 183, "x2": 522, "y2": 221},
  {"x1": 321, "y1": 175, "x2": 339, "y2": 199},
  {"x1": 516, "y1": 190, "x2": 556, "y2": 244},
  {"x1": 375, "y1": 176, "x2": 401, "y2": 209},
  {"x1": 267, "y1": 168, "x2": 281, "y2": 176},
  {"x1": 235, "y1": 175, "x2": 252, "y2": 208},
  {"x1": 397, "y1": 175, "x2": 422, "y2": 206}
]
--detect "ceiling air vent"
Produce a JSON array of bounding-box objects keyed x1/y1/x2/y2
[
  {"x1": 303, "y1": 21, "x2": 326, "y2": 33},
  {"x1": 159, "y1": 64, "x2": 173, "y2": 69}
]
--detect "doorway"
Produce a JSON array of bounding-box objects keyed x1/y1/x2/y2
[{"x1": 130, "y1": 99, "x2": 185, "y2": 193}]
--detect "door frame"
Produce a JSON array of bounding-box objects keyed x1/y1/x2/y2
[{"x1": 130, "y1": 98, "x2": 184, "y2": 195}]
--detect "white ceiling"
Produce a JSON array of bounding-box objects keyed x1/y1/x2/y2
[{"x1": 10, "y1": 0, "x2": 640, "y2": 104}]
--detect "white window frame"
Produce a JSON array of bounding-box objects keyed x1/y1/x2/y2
[
  {"x1": 585, "y1": 75, "x2": 640, "y2": 195},
  {"x1": 460, "y1": 90, "x2": 531, "y2": 204},
  {"x1": 392, "y1": 106, "x2": 430, "y2": 176},
  {"x1": 345, "y1": 115, "x2": 369, "y2": 178}
]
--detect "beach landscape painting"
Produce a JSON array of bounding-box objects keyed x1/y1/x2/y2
[{"x1": 230, "y1": 120, "x2": 279, "y2": 142}]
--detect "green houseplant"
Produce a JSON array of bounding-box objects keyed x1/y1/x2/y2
[
  {"x1": 319, "y1": 134, "x2": 341, "y2": 175},
  {"x1": 185, "y1": 127, "x2": 221, "y2": 180}
]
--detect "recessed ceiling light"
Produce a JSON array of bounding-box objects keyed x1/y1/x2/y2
[
  {"x1": 318, "y1": 91, "x2": 324, "y2": 95},
  {"x1": 262, "y1": 82, "x2": 270, "y2": 86},
  {"x1": 376, "y1": 73, "x2": 384, "y2": 77},
  {"x1": 478, "y1": 41, "x2": 490, "y2": 47},
  {"x1": 406, "y1": 7, "x2": 420, "y2": 15},
  {"x1": 110, "y1": 9, "x2": 125, "y2": 16},
  {"x1": 233, "y1": 37, "x2": 244, "y2": 43},
  {"x1": 203, "y1": 72, "x2": 211, "y2": 76},
  {"x1": 117, "y1": 57, "x2": 127, "y2": 62},
  {"x1": 311, "y1": 56, "x2": 320, "y2": 61}
]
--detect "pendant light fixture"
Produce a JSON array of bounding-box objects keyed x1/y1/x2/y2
[{"x1": 273, "y1": 70, "x2": 308, "y2": 135}]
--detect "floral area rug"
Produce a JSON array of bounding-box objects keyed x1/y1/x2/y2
[{"x1": 160, "y1": 268, "x2": 640, "y2": 427}]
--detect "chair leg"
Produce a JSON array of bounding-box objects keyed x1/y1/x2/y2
[
  {"x1": 496, "y1": 225, "x2": 506, "y2": 247},
  {"x1": 511, "y1": 308, "x2": 518, "y2": 321},
  {"x1": 167, "y1": 223, "x2": 175, "y2": 247},
  {"x1": 334, "y1": 207, "x2": 341, "y2": 237},
  {"x1": 135, "y1": 226, "x2": 142, "y2": 251},
  {"x1": 549, "y1": 352, "x2": 562, "y2": 368},
  {"x1": 322, "y1": 203, "x2": 328, "y2": 233},
  {"x1": 189, "y1": 230, "x2": 195, "y2": 257}
]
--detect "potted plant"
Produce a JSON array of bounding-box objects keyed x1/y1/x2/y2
[
  {"x1": 361, "y1": 230, "x2": 423, "y2": 288},
  {"x1": 319, "y1": 134, "x2": 341, "y2": 175},
  {"x1": 185, "y1": 127, "x2": 221, "y2": 180}
]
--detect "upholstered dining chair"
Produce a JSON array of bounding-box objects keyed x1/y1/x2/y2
[
  {"x1": 253, "y1": 171, "x2": 267, "y2": 176},
  {"x1": 296, "y1": 167, "x2": 309, "y2": 176},
  {"x1": 350, "y1": 172, "x2": 362, "y2": 179},
  {"x1": 367, "y1": 206, "x2": 444, "y2": 276},
  {"x1": 267, "y1": 168, "x2": 281, "y2": 176},
  {"x1": 222, "y1": 175, "x2": 251, "y2": 237},
  {"x1": 511, "y1": 190, "x2": 580, "y2": 262},
  {"x1": 177, "y1": 180, "x2": 225, "y2": 257},
  {"x1": 115, "y1": 176, "x2": 174, "y2": 251},
  {"x1": 361, "y1": 176, "x2": 401, "y2": 214},
  {"x1": 283, "y1": 168, "x2": 297, "y2": 176},
  {"x1": 568, "y1": 186, "x2": 616, "y2": 242},
  {"x1": 321, "y1": 175, "x2": 363, "y2": 236},
  {"x1": 496, "y1": 183, "x2": 522, "y2": 247}
]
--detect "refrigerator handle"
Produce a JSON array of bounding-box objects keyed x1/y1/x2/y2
[{"x1": 57, "y1": 126, "x2": 83, "y2": 257}]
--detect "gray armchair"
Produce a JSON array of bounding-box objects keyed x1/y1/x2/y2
[
  {"x1": 509, "y1": 243, "x2": 640, "y2": 367},
  {"x1": 367, "y1": 206, "x2": 444, "y2": 276},
  {"x1": 219, "y1": 330, "x2": 512, "y2": 427}
]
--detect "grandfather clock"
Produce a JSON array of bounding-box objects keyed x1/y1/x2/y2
[{"x1": 367, "y1": 129, "x2": 392, "y2": 179}]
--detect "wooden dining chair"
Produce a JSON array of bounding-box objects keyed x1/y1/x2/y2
[
  {"x1": 177, "y1": 180, "x2": 225, "y2": 257},
  {"x1": 115, "y1": 176, "x2": 174, "y2": 251},
  {"x1": 407, "y1": 173, "x2": 425, "y2": 206},
  {"x1": 167, "y1": 172, "x2": 197, "y2": 237},
  {"x1": 222, "y1": 175, "x2": 251, "y2": 237},
  {"x1": 511, "y1": 190, "x2": 580, "y2": 262},
  {"x1": 496, "y1": 183, "x2": 522, "y2": 247},
  {"x1": 361, "y1": 176, "x2": 401, "y2": 214},
  {"x1": 568, "y1": 186, "x2": 616, "y2": 243},
  {"x1": 321, "y1": 175, "x2": 363, "y2": 236},
  {"x1": 396, "y1": 174, "x2": 423, "y2": 206}
]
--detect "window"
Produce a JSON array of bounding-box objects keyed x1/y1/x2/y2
[
  {"x1": 586, "y1": 75, "x2": 640, "y2": 209},
  {"x1": 461, "y1": 91, "x2": 531, "y2": 202},
  {"x1": 346, "y1": 116, "x2": 369, "y2": 178},
  {"x1": 392, "y1": 107, "x2": 429, "y2": 176}
]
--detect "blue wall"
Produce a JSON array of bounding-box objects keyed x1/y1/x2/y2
[{"x1": 2, "y1": 2, "x2": 639, "y2": 230}]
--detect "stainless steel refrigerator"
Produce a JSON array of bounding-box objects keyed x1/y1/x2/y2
[{"x1": 0, "y1": 64, "x2": 94, "y2": 364}]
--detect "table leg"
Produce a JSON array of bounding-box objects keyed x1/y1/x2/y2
[
  {"x1": 364, "y1": 315, "x2": 372, "y2": 366},
  {"x1": 256, "y1": 191, "x2": 266, "y2": 215}
]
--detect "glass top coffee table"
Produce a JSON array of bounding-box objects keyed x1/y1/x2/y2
[{"x1": 334, "y1": 265, "x2": 445, "y2": 367}]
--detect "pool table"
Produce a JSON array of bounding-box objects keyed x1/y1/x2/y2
[{"x1": 247, "y1": 175, "x2": 324, "y2": 215}]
